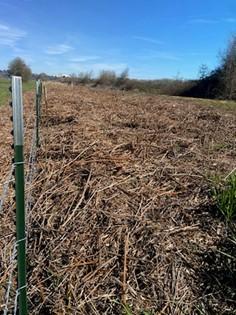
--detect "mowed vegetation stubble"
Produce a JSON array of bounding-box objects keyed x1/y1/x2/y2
[{"x1": 0, "y1": 82, "x2": 236, "y2": 314}]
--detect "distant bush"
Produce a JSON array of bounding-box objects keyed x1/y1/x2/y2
[
  {"x1": 115, "y1": 68, "x2": 129, "y2": 87},
  {"x1": 97, "y1": 70, "x2": 117, "y2": 85},
  {"x1": 64, "y1": 67, "x2": 196, "y2": 97},
  {"x1": 119, "y1": 78, "x2": 196, "y2": 96},
  {"x1": 150, "y1": 79, "x2": 196, "y2": 96},
  {"x1": 77, "y1": 71, "x2": 93, "y2": 84},
  {"x1": 8, "y1": 57, "x2": 32, "y2": 82},
  {"x1": 37, "y1": 72, "x2": 49, "y2": 80},
  {"x1": 93, "y1": 68, "x2": 196, "y2": 96}
]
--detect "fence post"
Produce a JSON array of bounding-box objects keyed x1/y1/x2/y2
[
  {"x1": 38, "y1": 80, "x2": 42, "y2": 120},
  {"x1": 36, "y1": 80, "x2": 41, "y2": 147},
  {"x1": 11, "y1": 76, "x2": 27, "y2": 315}
]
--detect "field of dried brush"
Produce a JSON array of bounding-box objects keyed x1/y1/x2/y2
[{"x1": 0, "y1": 83, "x2": 236, "y2": 314}]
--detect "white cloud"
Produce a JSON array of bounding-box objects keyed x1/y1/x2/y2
[
  {"x1": 133, "y1": 36, "x2": 163, "y2": 45},
  {"x1": 70, "y1": 56, "x2": 100, "y2": 63},
  {"x1": 45, "y1": 44, "x2": 73, "y2": 55},
  {"x1": 0, "y1": 23, "x2": 26, "y2": 47}
]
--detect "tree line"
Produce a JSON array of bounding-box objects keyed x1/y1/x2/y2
[{"x1": 182, "y1": 35, "x2": 236, "y2": 100}]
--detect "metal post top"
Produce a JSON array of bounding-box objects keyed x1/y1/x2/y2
[
  {"x1": 12, "y1": 75, "x2": 22, "y2": 80},
  {"x1": 36, "y1": 79, "x2": 42, "y2": 96},
  {"x1": 11, "y1": 76, "x2": 24, "y2": 146},
  {"x1": 12, "y1": 76, "x2": 23, "y2": 88}
]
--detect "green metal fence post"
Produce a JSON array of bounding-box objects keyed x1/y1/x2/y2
[
  {"x1": 36, "y1": 80, "x2": 40, "y2": 147},
  {"x1": 39, "y1": 80, "x2": 42, "y2": 110},
  {"x1": 11, "y1": 76, "x2": 27, "y2": 315},
  {"x1": 38, "y1": 80, "x2": 42, "y2": 120}
]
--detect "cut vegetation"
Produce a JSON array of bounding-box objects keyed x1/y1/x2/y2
[{"x1": 1, "y1": 83, "x2": 235, "y2": 314}]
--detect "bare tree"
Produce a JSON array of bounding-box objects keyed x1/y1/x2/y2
[
  {"x1": 221, "y1": 35, "x2": 236, "y2": 99},
  {"x1": 198, "y1": 64, "x2": 209, "y2": 80}
]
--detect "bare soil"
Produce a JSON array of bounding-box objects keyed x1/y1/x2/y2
[{"x1": 0, "y1": 83, "x2": 236, "y2": 314}]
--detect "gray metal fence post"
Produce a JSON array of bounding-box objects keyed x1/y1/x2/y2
[{"x1": 11, "y1": 76, "x2": 27, "y2": 315}]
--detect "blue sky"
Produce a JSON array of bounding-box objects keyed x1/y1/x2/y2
[{"x1": 0, "y1": 0, "x2": 236, "y2": 79}]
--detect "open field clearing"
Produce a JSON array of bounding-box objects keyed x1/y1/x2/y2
[
  {"x1": 0, "y1": 78, "x2": 34, "y2": 107},
  {"x1": 1, "y1": 83, "x2": 236, "y2": 314}
]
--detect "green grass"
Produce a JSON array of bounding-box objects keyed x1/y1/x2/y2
[
  {"x1": 0, "y1": 78, "x2": 10, "y2": 106},
  {"x1": 160, "y1": 94, "x2": 236, "y2": 111},
  {"x1": 212, "y1": 174, "x2": 236, "y2": 222},
  {"x1": 0, "y1": 78, "x2": 35, "y2": 106},
  {"x1": 191, "y1": 97, "x2": 236, "y2": 111},
  {"x1": 22, "y1": 79, "x2": 35, "y2": 92},
  {"x1": 123, "y1": 304, "x2": 153, "y2": 315}
]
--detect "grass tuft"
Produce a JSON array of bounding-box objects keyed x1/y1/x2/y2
[
  {"x1": 212, "y1": 174, "x2": 236, "y2": 221},
  {"x1": 123, "y1": 304, "x2": 153, "y2": 315}
]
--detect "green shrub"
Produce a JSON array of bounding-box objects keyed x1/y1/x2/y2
[{"x1": 213, "y1": 175, "x2": 236, "y2": 221}]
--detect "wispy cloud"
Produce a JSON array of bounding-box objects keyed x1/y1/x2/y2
[
  {"x1": 0, "y1": 23, "x2": 26, "y2": 47},
  {"x1": 133, "y1": 36, "x2": 163, "y2": 45},
  {"x1": 70, "y1": 56, "x2": 100, "y2": 63},
  {"x1": 92, "y1": 62, "x2": 127, "y2": 72},
  {"x1": 188, "y1": 18, "x2": 218, "y2": 24},
  {"x1": 189, "y1": 17, "x2": 236, "y2": 24},
  {"x1": 68, "y1": 62, "x2": 127, "y2": 74},
  {"x1": 184, "y1": 52, "x2": 213, "y2": 57},
  {"x1": 138, "y1": 51, "x2": 181, "y2": 61},
  {"x1": 223, "y1": 18, "x2": 236, "y2": 23},
  {"x1": 45, "y1": 44, "x2": 73, "y2": 55},
  {"x1": 0, "y1": 1, "x2": 17, "y2": 9}
]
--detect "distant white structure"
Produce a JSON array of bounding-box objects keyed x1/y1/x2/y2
[{"x1": 58, "y1": 73, "x2": 71, "y2": 78}]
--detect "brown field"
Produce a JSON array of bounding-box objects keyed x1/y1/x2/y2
[{"x1": 0, "y1": 83, "x2": 236, "y2": 314}]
